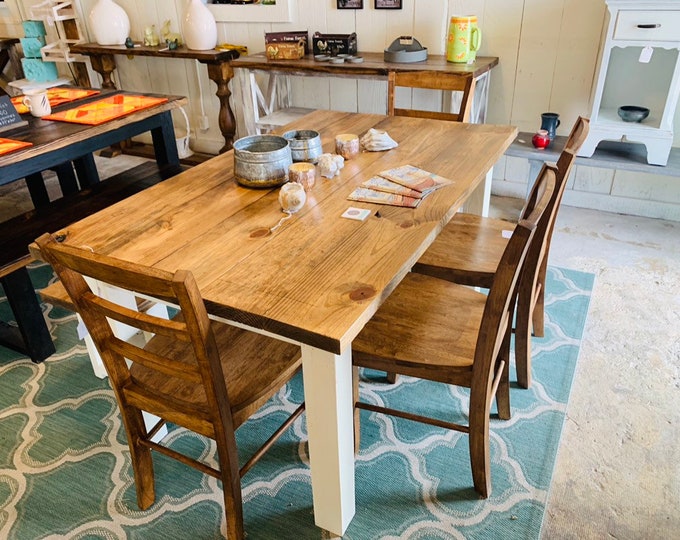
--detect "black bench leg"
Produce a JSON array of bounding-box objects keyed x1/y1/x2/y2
[
  {"x1": 0, "y1": 268, "x2": 55, "y2": 363},
  {"x1": 53, "y1": 163, "x2": 79, "y2": 196},
  {"x1": 73, "y1": 153, "x2": 100, "y2": 188},
  {"x1": 25, "y1": 173, "x2": 51, "y2": 209},
  {"x1": 151, "y1": 110, "x2": 180, "y2": 168}
]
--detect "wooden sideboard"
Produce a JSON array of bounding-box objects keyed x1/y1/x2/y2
[{"x1": 69, "y1": 43, "x2": 240, "y2": 152}]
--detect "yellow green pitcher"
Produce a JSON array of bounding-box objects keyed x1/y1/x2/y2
[{"x1": 446, "y1": 15, "x2": 481, "y2": 64}]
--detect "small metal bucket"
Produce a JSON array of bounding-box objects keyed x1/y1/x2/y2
[
  {"x1": 282, "y1": 129, "x2": 323, "y2": 163},
  {"x1": 233, "y1": 135, "x2": 292, "y2": 188}
]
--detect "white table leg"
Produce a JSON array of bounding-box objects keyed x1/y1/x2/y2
[
  {"x1": 301, "y1": 343, "x2": 355, "y2": 536},
  {"x1": 461, "y1": 167, "x2": 493, "y2": 216}
]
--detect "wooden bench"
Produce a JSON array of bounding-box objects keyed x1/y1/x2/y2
[
  {"x1": 507, "y1": 132, "x2": 680, "y2": 197},
  {"x1": 0, "y1": 161, "x2": 187, "y2": 362}
]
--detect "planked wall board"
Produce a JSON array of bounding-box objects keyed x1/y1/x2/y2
[{"x1": 1, "y1": 0, "x2": 680, "y2": 219}]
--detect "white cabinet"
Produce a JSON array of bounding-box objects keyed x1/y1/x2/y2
[{"x1": 579, "y1": 0, "x2": 680, "y2": 166}]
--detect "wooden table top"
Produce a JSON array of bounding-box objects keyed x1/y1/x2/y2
[
  {"x1": 40, "y1": 110, "x2": 516, "y2": 353},
  {"x1": 70, "y1": 42, "x2": 240, "y2": 63},
  {"x1": 0, "y1": 91, "x2": 186, "y2": 169},
  {"x1": 231, "y1": 52, "x2": 499, "y2": 79}
]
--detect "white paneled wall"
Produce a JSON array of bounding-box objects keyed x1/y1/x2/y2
[{"x1": 2, "y1": 0, "x2": 679, "y2": 219}]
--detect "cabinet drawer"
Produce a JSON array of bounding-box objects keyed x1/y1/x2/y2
[{"x1": 614, "y1": 10, "x2": 680, "y2": 41}]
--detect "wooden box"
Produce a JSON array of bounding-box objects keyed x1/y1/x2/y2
[
  {"x1": 265, "y1": 30, "x2": 309, "y2": 60},
  {"x1": 312, "y1": 32, "x2": 357, "y2": 56}
]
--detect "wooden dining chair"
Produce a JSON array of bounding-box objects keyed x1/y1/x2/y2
[
  {"x1": 35, "y1": 233, "x2": 304, "y2": 540},
  {"x1": 352, "y1": 165, "x2": 555, "y2": 498},
  {"x1": 387, "y1": 71, "x2": 476, "y2": 122},
  {"x1": 411, "y1": 116, "x2": 590, "y2": 389}
]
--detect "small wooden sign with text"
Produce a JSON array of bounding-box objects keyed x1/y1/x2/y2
[{"x1": 0, "y1": 95, "x2": 28, "y2": 134}]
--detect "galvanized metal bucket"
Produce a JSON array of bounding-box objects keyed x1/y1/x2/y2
[
  {"x1": 233, "y1": 135, "x2": 292, "y2": 188},
  {"x1": 282, "y1": 129, "x2": 323, "y2": 163}
]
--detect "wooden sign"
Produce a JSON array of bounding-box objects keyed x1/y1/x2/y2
[{"x1": 0, "y1": 95, "x2": 28, "y2": 134}]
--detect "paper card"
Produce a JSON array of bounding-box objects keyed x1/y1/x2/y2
[
  {"x1": 378, "y1": 164, "x2": 453, "y2": 194},
  {"x1": 347, "y1": 187, "x2": 421, "y2": 208},
  {"x1": 341, "y1": 207, "x2": 372, "y2": 221},
  {"x1": 361, "y1": 176, "x2": 425, "y2": 198}
]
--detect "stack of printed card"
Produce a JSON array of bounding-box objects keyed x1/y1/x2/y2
[{"x1": 348, "y1": 164, "x2": 453, "y2": 208}]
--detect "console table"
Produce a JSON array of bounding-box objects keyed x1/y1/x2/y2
[
  {"x1": 69, "y1": 43, "x2": 240, "y2": 152},
  {"x1": 230, "y1": 52, "x2": 499, "y2": 137}
]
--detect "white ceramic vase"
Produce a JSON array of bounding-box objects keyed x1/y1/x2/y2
[
  {"x1": 183, "y1": 0, "x2": 218, "y2": 51},
  {"x1": 88, "y1": 0, "x2": 130, "y2": 46}
]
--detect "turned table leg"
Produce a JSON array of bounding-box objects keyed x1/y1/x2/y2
[
  {"x1": 206, "y1": 61, "x2": 236, "y2": 153},
  {"x1": 88, "y1": 53, "x2": 118, "y2": 90}
]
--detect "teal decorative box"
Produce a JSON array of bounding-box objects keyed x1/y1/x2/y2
[
  {"x1": 20, "y1": 37, "x2": 46, "y2": 58},
  {"x1": 21, "y1": 58, "x2": 58, "y2": 82},
  {"x1": 22, "y1": 20, "x2": 47, "y2": 38}
]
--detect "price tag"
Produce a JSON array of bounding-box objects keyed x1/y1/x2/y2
[{"x1": 639, "y1": 46, "x2": 653, "y2": 63}]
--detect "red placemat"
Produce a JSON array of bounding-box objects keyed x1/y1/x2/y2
[
  {"x1": 43, "y1": 94, "x2": 168, "y2": 125},
  {"x1": 11, "y1": 88, "x2": 100, "y2": 114},
  {"x1": 0, "y1": 138, "x2": 32, "y2": 156}
]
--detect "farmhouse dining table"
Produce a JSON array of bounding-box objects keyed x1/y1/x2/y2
[{"x1": 33, "y1": 110, "x2": 517, "y2": 536}]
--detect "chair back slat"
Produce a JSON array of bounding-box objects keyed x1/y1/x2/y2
[
  {"x1": 107, "y1": 336, "x2": 203, "y2": 384},
  {"x1": 83, "y1": 292, "x2": 191, "y2": 342},
  {"x1": 472, "y1": 167, "x2": 556, "y2": 387},
  {"x1": 388, "y1": 71, "x2": 476, "y2": 122}
]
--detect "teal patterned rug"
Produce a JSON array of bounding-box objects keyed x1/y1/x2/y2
[{"x1": 0, "y1": 263, "x2": 594, "y2": 539}]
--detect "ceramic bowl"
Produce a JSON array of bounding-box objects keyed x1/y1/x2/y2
[{"x1": 618, "y1": 105, "x2": 650, "y2": 123}]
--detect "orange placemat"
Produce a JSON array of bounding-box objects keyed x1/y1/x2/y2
[
  {"x1": 43, "y1": 94, "x2": 169, "y2": 125},
  {"x1": 0, "y1": 138, "x2": 32, "y2": 156},
  {"x1": 11, "y1": 88, "x2": 100, "y2": 114}
]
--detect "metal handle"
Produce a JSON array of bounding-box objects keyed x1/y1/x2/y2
[{"x1": 636, "y1": 23, "x2": 661, "y2": 29}]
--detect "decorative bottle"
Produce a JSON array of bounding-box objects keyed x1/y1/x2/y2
[
  {"x1": 183, "y1": 0, "x2": 218, "y2": 51},
  {"x1": 88, "y1": 0, "x2": 130, "y2": 46}
]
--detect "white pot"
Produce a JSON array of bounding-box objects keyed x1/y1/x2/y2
[
  {"x1": 88, "y1": 0, "x2": 130, "y2": 46},
  {"x1": 183, "y1": 0, "x2": 217, "y2": 51}
]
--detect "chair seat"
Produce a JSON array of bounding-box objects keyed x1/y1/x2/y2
[
  {"x1": 353, "y1": 272, "x2": 486, "y2": 386},
  {"x1": 413, "y1": 213, "x2": 514, "y2": 288},
  {"x1": 132, "y1": 319, "x2": 301, "y2": 429}
]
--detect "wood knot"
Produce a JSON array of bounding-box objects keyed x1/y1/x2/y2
[
  {"x1": 349, "y1": 285, "x2": 376, "y2": 302},
  {"x1": 250, "y1": 227, "x2": 272, "y2": 238},
  {"x1": 399, "y1": 220, "x2": 415, "y2": 229},
  {"x1": 54, "y1": 232, "x2": 67, "y2": 243}
]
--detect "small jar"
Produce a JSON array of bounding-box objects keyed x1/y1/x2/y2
[
  {"x1": 288, "y1": 162, "x2": 316, "y2": 191},
  {"x1": 532, "y1": 129, "x2": 550, "y2": 149},
  {"x1": 335, "y1": 133, "x2": 360, "y2": 160}
]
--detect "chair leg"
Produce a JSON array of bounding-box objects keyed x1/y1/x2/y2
[
  {"x1": 495, "y1": 334, "x2": 512, "y2": 421},
  {"x1": 122, "y1": 408, "x2": 156, "y2": 510},
  {"x1": 385, "y1": 371, "x2": 398, "y2": 384},
  {"x1": 514, "y1": 289, "x2": 533, "y2": 390},
  {"x1": 532, "y1": 263, "x2": 548, "y2": 338},
  {"x1": 353, "y1": 366, "x2": 361, "y2": 454},
  {"x1": 468, "y1": 393, "x2": 491, "y2": 499},
  {"x1": 215, "y1": 431, "x2": 245, "y2": 540},
  {"x1": 532, "y1": 284, "x2": 545, "y2": 338}
]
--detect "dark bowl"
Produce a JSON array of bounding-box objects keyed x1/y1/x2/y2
[{"x1": 618, "y1": 105, "x2": 650, "y2": 123}]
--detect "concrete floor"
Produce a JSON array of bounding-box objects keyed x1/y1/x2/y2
[
  {"x1": 489, "y1": 197, "x2": 680, "y2": 539},
  {"x1": 2, "y1": 156, "x2": 679, "y2": 538}
]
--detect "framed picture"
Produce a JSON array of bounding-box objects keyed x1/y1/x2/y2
[
  {"x1": 338, "y1": 0, "x2": 363, "y2": 8},
  {"x1": 375, "y1": 0, "x2": 401, "y2": 9}
]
